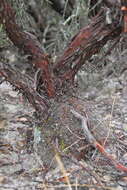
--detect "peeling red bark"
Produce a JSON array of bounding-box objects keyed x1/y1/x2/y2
[
  {"x1": 0, "y1": 0, "x2": 123, "y2": 98},
  {"x1": 0, "y1": 0, "x2": 55, "y2": 97},
  {"x1": 0, "y1": 0, "x2": 127, "y2": 176},
  {"x1": 0, "y1": 0, "x2": 122, "y2": 93},
  {"x1": 54, "y1": 12, "x2": 122, "y2": 81}
]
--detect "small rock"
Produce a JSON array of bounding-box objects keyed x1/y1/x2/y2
[
  {"x1": 115, "y1": 186, "x2": 123, "y2": 190},
  {"x1": 0, "y1": 175, "x2": 7, "y2": 184},
  {"x1": 103, "y1": 175, "x2": 111, "y2": 182}
]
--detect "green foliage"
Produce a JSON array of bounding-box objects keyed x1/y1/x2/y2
[
  {"x1": 42, "y1": 0, "x2": 89, "y2": 54},
  {"x1": 59, "y1": 139, "x2": 68, "y2": 152}
]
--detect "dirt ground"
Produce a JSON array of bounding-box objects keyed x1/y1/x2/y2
[
  {"x1": 0, "y1": 67, "x2": 127, "y2": 190},
  {"x1": 0, "y1": 0, "x2": 127, "y2": 189}
]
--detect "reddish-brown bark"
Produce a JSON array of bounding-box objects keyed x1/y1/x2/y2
[
  {"x1": 0, "y1": 0, "x2": 127, "y2": 175},
  {"x1": 0, "y1": 0, "x2": 55, "y2": 97},
  {"x1": 54, "y1": 13, "x2": 122, "y2": 80},
  {"x1": 0, "y1": 0, "x2": 123, "y2": 95},
  {"x1": 121, "y1": 4, "x2": 127, "y2": 32},
  {"x1": 0, "y1": 0, "x2": 123, "y2": 97}
]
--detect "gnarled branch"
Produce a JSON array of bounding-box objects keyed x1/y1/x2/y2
[{"x1": 0, "y1": 0, "x2": 55, "y2": 97}]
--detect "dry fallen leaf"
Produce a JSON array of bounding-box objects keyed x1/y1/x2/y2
[
  {"x1": 0, "y1": 175, "x2": 7, "y2": 184},
  {"x1": 15, "y1": 117, "x2": 28, "y2": 122},
  {"x1": 0, "y1": 119, "x2": 6, "y2": 130}
]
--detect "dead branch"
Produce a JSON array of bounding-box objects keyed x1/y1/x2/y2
[
  {"x1": 0, "y1": 62, "x2": 49, "y2": 117},
  {"x1": 88, "y1": 0, "x2": 121, "y2": 18},
  {"x1": 71, "y1": 109, "x2": 127, "y2": 173}
]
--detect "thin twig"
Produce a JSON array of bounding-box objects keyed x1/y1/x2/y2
[
  {"x1": 71, "y1": 109, "x2": 96, "y2": 144},
  {"x1": 71, "y1": 109, "x2": 127, "y2": 173}
]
